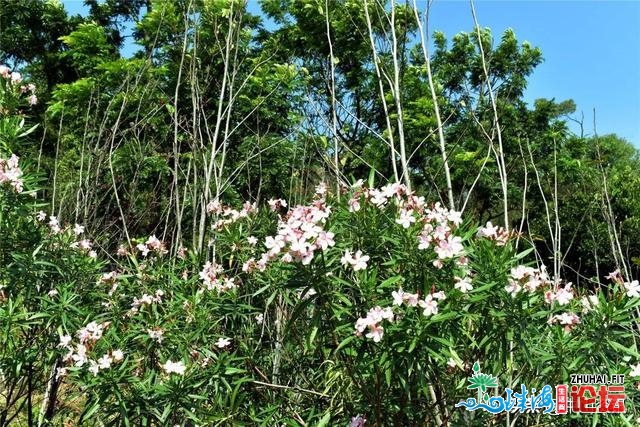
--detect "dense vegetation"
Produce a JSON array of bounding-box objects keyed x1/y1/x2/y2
[{"x1": 1, "y1": 0, "x2": 639, "y2": 425}]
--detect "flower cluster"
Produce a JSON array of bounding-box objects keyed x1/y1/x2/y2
[
  {"x1": 0, "y1": 64, "x2": 37, "y2": 106},
  {"x1": 207, "y1": 199, "x2": 257, "y2": 230},
  {"x1": 340, "y1": 249, "x2": 370, "y2": 271},
  {"x1": 0, "y1": 154, "x2": 24, "y2": 193},
  {"x1": 355, "y1": 306, "x2": 394, "y2": 342},
  {"x1": 130, "y1": 289, "x2": 164, "y2": 315},
  {"x1": 136, "y1": 235, "x2": 168, "y2": 257},
  {"x1": 244, "y1": 198, "x2": 334, "y2": 272},
  {"x1": 35, "y1": 213, "x2": 97, "y2": 257},
  {"x1": 0, "y1": 64, "x2": 38, "y2": 109},
  {"x1": 199, "y1": 261, "x2": 237, "y2": 293},
  {"x1": 506, "y1": 265, "x2": 548, "y2": 295},
  {"x1": 416, "y1": 202, "x2": 465, "y2": 267},
  {"x1": 606, "y1": 269, "x2": 640, "y2": 297},
  {"x1": 162, "y1": 359, "x2": 186, "y2": 375},
  {"x1": 547, "y1": 312, "x2": 581, "y2": 333},
  {"x1": 506, "y1": 264, "x2": 575, "y2": 306},
  {"x1": 477, "y1": 221, "x2": 514, "y2": 246},
  {"x1": 98, "y1": 271, "x2": 120, "y2": 296},
  {"x1": 346, "y1": 182, "x2": 467, "y2": 269},
  {"x1": 59, "y1": 322, "x2": 122, "y2": 377}
]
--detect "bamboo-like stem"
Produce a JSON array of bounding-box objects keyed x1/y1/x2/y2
[
  {"x1": 413, "y1": 0, "x2": 454, "y2": 208},
  {"x1": 363, "y1": 0, "x2": 400, "y2": 184},
  {"x1": 470, "y1": 0, "x2": 509, "y2": 229},
  {"x1": 325, "y1": 0, "x2": 341, "y2": 198},
  {"x1": 389, "y1": 0, "x2": 411, "y2": 191}
]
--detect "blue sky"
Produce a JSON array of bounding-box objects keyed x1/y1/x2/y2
[
  {"x1": 62, "y1": 0, "x2": 640, "y2": 146},
  {"x1": 425, "y1": 1, "x2": 640, "y2": 146}
]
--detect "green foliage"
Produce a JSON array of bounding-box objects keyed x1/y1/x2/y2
[{"x1": 1, "y1": 2, "x2": 640, "y2": 425}]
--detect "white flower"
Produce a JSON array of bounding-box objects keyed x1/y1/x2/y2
[
  {"x1": 112, "y1": 349, "x2": 124, "y2": 362},
  {"x1": 624, "y1": 280, "x2": 640, "y2": 298},
  {"x1": 454, "y1": 277, "x2": 473, "y2": 293},
  {"x1": 395, "y1": 209, "x2": 416, "y2": 228},
  {"x1": 352, "y1": 250, "x2": 370, "y2": 271},
  {"x1": 148, "y1": 328, "x2": 164, "y2": 343},
  {"x1": 58, "y1": 334, "x2": 72, "y2": 348},
  {"x1": 554, "y1": 283, "x2": 574, "y2": 306},
  {"x1": 505, "y1": 280, "x2": 521, "y2": 297},
  {"x1": 630, "y1": 363, "x2": 640, "y2": 377},
  {"x1": 97, "y1": 354, "x2": 112, "y2": 370},
  {"x1": 392, "y1": 289, "x2": 405, "y2": 306},
  {"x1": 162, "y1": 360, "x2": 186, "y2": 375},
  {"x1": 88, "y1": 360, "x2": 99, "y2": 376},
  {"x1": 365, "y1": 324, "x2": 384, "y2": 342},
  {"x1": 580, "y1": 295, "x2": 599, "y2": 313},
  {"x1": 73, "y1": 223, "x2": 84, "y2": 235},
  {"x1": 215, "y1": 337, "x2": 231, "y2": 348},
  {"x1": 419, "y1": 295, "x2": 438, "y2": 316}
]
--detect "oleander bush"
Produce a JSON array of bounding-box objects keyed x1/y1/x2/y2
[{"x1": 3, "y1": 99, "x2": 640, "y2": 424}]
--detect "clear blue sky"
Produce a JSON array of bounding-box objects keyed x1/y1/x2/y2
[
  {"x1": 62, "y1": 0, "x2": 640, "y2": 146},
  {"x1": 425, "y1": 0, "x2": 640, "y2": 146}
]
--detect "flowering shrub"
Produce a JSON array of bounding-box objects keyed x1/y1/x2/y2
[{"x1": 1, "y1": 107, "x2": 639, "y2": 427}]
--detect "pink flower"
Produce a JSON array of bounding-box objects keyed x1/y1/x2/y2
[
  {"x1": 419, "y1": 295, "x2": 438, "y2": 316},
  {"x1": 136, "y1": 243, "x2": 150, "y2": 257},
  {"x1": 147, "y1": 328, "x2": 164, "y2": 343},
  {"x1": 206, "y1": 200, "x2": 222, "y2": 214},
  {"x1": 395, "y1": 209, "x2": 416, "y2": 228},
  {"x1": 447, "y1": 211, "x2": 463, "y2": 226},
  {"x1": 97, "y1": 354, "x2": 112, "y2": 370},
  {"x1": 434, "y1": 235, "x2": 463, "y2": 259},
  {"x1": 348, "y1": 197, "x2": 361, "y2": 212},
  {"x1": 28, "y1": 94, "x2": 37, "y2": 105},
  {"x1": 268, "y1": 198, "x2": 287, "y2": 211},
  {"x1": 315, "y1": 230, "x2": 335, "y2": 250},
  {"x1": 454, "y1": 276, "x2": 473, "y2": 293},
  {"x1": 505, "y1": 280, "x2": 521, "y2": 297},
  {"x1": 432, "y1": 291, "x2": 446, "y2": 301},
  {"x1": 341, "y1": 249, "x2": 354, "y2": 266},
  {"x1": 605, "y1": 269, "x2": 622, "y2": 283},
  {"x1": 549, "y1": 312, "x2": 581, "y2": 333},
  {"x1": 510, "y1": 265, "x2": 533, "y2": 281},
  {"x1": 365, "y1": 324, "x2": 384, "y2": 342},
  {"x1": 58, "y1": 335, "x2": 72, "y2": 348},
  {"x1": 10, "y1": 72, "x2": 22, "y2": 84},
  {"x1": 554, "y1": 284, "x2": 574, "y2": 305},
  {"x1": 392, "y1": 289, "x2": 405, "y2": 306},
  {"x1": 352, "y1": 250, "x2": 370, "y2": 271},
  {"x1": 477, "y1": 221, "x2": 498, "y2": 238},
  {"x1": 580, "y1": 295, "x2": 599, "y2": 313},
  {"x1": 315, "y1": 182, "x2": 328, "y2": 196},
  {"x1": 116, "y1": 245, "x2": 128, "y2": 256},
  {"x1": 349, "y1": 414, "x2": 366, "y2": 427}
]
